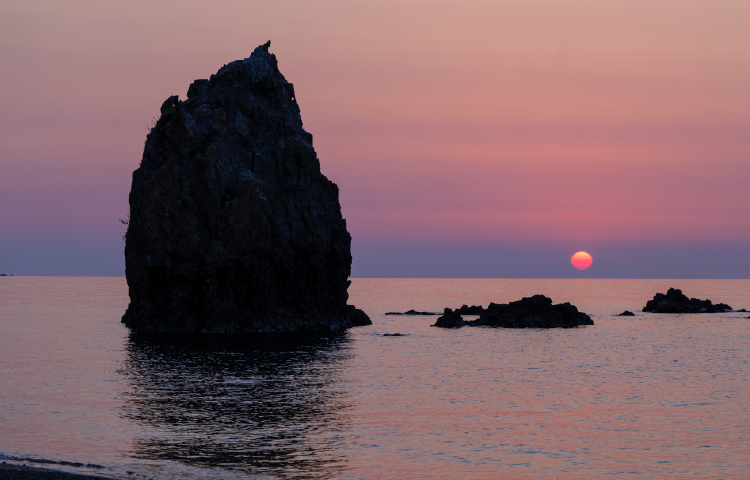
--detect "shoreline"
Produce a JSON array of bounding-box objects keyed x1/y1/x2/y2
[{"x1": 0, "y1": 463, "x2": 122, "y2": 480}]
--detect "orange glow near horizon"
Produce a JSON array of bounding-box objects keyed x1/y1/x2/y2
[{"x1": 571, "y1": 252, "x2": 594, "y2": 270}]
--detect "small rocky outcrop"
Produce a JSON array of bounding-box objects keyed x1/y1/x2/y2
[
  {"x1": 642, "y1": 288, "x2": 732, "y2": 313},
  {"x1": 618, "y1": 311, "x2": 635, "y2": 316},
  {"x1": 476, "y1": 295, "x2": 593, "y2": 328},
  {"x1": 123, "y1": 42, "x2": 370, "y2": 333},
  {"x1": 433, "y1": 295, "x2": 593, "y2": 329},
  {"x1": 385, "y1": 309, "x2": 439, "y2": 316},
  {"x1": 434, "y1": 308, "x2": 466, "y2": 328}
]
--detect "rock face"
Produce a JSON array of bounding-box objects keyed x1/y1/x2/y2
[
  {"x1": 123, "y1": 42, "x2": 371, "y2": 333},
  {"x1": 642, "y1": 288, "x2": 732, "y2": 313},
  {"x1": 433, "y1": 295, "x2": 593, "y2": 329}
]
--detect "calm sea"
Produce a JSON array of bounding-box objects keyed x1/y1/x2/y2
[{"x1": 1, "y1": 277, "x2": 749, "y2": 479}]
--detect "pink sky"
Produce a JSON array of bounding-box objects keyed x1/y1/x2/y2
[{"x1": 1, "y1": 1, "x2": 749, "y2": 275}]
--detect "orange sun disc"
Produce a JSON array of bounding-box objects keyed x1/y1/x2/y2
[{"x1": 571, "y1": 251, "x2": 593, "y2": 270}]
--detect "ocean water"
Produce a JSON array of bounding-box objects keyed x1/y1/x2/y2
[{"x1": 1, "y1": 277, "x2": 749, "y2": 479}]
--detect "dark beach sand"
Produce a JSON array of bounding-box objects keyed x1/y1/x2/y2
[{"x1": 0, "y1": 463, "x2": 121, "y2": 480}]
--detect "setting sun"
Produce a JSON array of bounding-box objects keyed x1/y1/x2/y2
[{"x1": 571, "y1": 251, "x2": 593, "y2": 270}]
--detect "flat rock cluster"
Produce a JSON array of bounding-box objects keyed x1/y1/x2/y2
[
  {"x1": 122, "y1": 42, "x2": 370, "y2": 333},
  {"x1": 433, "y1": 295, "x2": 593, "y2": 329},
  {"x1": 384, "y1": 310, "x2": 439, "y2": 316},
  {"x1": 642, "y1": 288, "x2": 732, "y2": 313},
  {"x1": 384, "y1": 305, "x2": 486, "y2": 316}
]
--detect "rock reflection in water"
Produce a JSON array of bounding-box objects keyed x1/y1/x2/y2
[{"x1": 119, "y1": 332, "x2": 353, "y2": 479}]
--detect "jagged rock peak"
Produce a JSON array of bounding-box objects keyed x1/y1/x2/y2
[
  {"x1": 122, "y1": 42, "x2": 371, "y2": 333},
  {"x1": 254, "y1": 40, "x2": 271, "y2": 54}
]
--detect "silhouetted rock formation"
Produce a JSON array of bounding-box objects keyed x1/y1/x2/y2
[
  {"x1": 618, "y1": 311, "x2": 635, "y2": 316},
  {"x1": 456, "y1": 304, "x2": 485, "y2": 315},
  {"x1": 385, "y1": 309, "x2": 439, "y2": 316},
  {"x1": 475, "y1": 295, "x2": 593, "y2": 328},
  {"x1": 123, "y1": 42, "x2": 370, "y2": 333},
  {"x1": 386, "y1": 305, "x2": 484, "y2": 316},
  {"x1": 642, "y1": 288, "x2": 732, "y2": 313},
  {"x1": 434, "y1": 308, "x2": 466, "y2": 328},
  {"x1": 433, "y1": 295, "x2": 593, "y2": 329}
]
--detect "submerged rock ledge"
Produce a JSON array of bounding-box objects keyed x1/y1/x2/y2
[
  {"x1": 433, "y1": 295, "x2": 593, "y2": 329},
  {"x1": 123, "y1": 42, "x2": 370, "y2": 333},
  {"x1": 385, "y1": 304, "x2": 484, "y2": 316},
  {"x1": 385, "y1": 310, "x2": 439, "y2": 316}
]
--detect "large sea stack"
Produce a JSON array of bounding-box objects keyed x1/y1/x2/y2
[{"x1": 122, "y1": 42, "x2": 371, "y2": 333}]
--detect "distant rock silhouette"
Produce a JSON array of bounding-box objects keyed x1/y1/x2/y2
[
  {"x1": 642, "y1": 288, "x2": 732, "y2": 313},
  {"x1": 386, "y1": 305, "x2": 484, "y2": 316},
  {"x1": 122, "y1": 42, "x2": 370, "y2": 333},
  {"x1": 618, "y1": 311, "x2": 635, "y2": 316},
  {"x1": 385, "y1": 309, "x2": 439, "y2": 316},
  {"x1": 434, "y1": 295, "x2": 593, "y2": 329}
]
